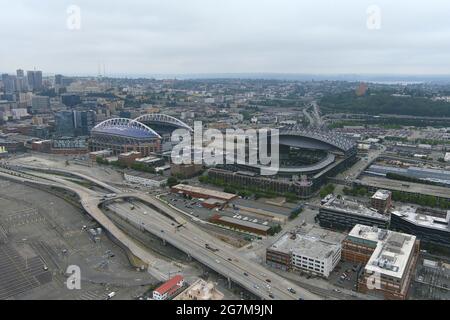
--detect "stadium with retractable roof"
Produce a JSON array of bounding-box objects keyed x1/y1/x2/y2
[{"x1": 210, "y1": 125, "x2": 357, "y2": 198}]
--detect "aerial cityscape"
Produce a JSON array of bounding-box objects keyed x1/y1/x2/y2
[{"x1": 0, "y1": 0, "x2": 449, "y2": 307}]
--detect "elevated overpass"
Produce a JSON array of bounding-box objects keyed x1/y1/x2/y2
[{"x1": 0, "y1": 165, "x2": 320, "y2": 300}]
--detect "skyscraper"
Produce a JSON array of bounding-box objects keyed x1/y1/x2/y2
[
  {"x1": 27, "y1": 70, "x2": 43, "y2": 90},
  {"x1": 2, "y1": 74, "x2": 16, "y2": 94}
]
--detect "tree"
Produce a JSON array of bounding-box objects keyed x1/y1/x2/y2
[
  {"x1": 167, "y1": 176, "x2": 179, "y2": 187},
  {"x1": 319, "y1": 184, "x2": 335, "y2": 198}
]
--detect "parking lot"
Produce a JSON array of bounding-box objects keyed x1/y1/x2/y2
[
  {"x1": 0, "y1": 179, "x2": 158, "y2": 300},
  {"x1": 328, "y1": 261, "x2": 361, "y2": 292}
]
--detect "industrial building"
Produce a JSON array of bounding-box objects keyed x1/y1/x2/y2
[
  {"x1": 209, "y1": 214, "x2": 271, "y2": 236},
  {"x1": 318, "y1": 195, "x2": 390, "y2": 231},
  {"x1": 170, "y1": 184, "x2": 237, "y2": 201},
  {"x1": 266, "y1": 224, "x2": 345, "y2": 277},
  {"x1": 152, "y1": 275, "x2": 185, "y2": 300},
  {"x1": 135, "y1": 156, "x2": 165, "y2": 168},
  {"x1": 123, "y1": 170, "x2": 167, "y2": 188},
  {"x1": 343, "y1": 225, "x2": 420, "y2": 300},
  {"x1": 358, "y1": 175, "x2": 450, "y2": 203},
  {"x1": 365, "y1": 164, "x2": 450, "y2": 187},
  {"x1": 390, "y1": 206, "x2": 450, "y2": 248},
  {"x1": 90, "y1": 118, "x2": 161, "y2": 156}
]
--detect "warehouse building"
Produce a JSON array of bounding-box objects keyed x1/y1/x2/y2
[
  {"x1": 123, "y1": 170, "x2": 167, "y2": 188},
  {"x1": 170, "y1": 184, "x2": 237, "y2": 202},
  {"x1": 152, "y1": 275, "x2": 185, "y2": 300},
  {"x1": 209, "y1": 214, "x2": 271, "y2": 236}
]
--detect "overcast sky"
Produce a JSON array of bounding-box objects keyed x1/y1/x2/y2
[{"x1": 1, "y1": 0, "x2": 450, "y2": 76}]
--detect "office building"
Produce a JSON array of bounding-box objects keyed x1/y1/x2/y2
[
  {"x1": 27, "y1": 70, "x2": 43, "y2": 90},
  {"x1": 55, "y1": 110, "x2": 96, "y2": 137},
  {"x1": 54, "y1": 74, "x2": 63, "y2": 86},
  {"x1": 2, "y1": 74, "x2": 16, "y2": 94},
  {"x1": 318, "y1": 195, "x2": 390, "y2": 231},
  {"x1": 31, "y1": 95, "x2": 50, "y2": 114},
  {"x1": 390, "y1": 206, "x2": 450, "y2": 248},
  {"x1": 343, "y1": 224, "x2": 420, "y2": 300},
  {"x1": 266, "y1": 224, "x2": 345, "y2": 277}
]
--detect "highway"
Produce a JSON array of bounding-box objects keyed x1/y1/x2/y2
[
  {"x1": 0, "y1": 164, "x2": 171, "y2": 280},
  {"x1": 0, "y1": 163, "x2": 321, "y2": 300},
  {"x1": 105, "y1": 198, "x2": 319, "y2": 300}
]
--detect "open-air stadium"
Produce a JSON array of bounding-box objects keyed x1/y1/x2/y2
[{"x1": 89, "y1": 118, "x2": 162, "y2": 156}]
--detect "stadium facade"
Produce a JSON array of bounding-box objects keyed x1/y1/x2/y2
[
  {"x1": 90, "y1": 118, "x2": 162, "y2": 156},
  {"x1": 209, "y1": 125, "x2": 357, "y2": 198}
]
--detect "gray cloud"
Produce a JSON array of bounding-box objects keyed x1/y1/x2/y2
[{"x1": 1, "y1": 0, "x2": 449, "y2": 75}]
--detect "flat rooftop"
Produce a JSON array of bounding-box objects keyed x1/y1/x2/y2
[
  {"x1": 119, "y1": 151, "x2": 141, "y2": 156},
  {"x1": 216, "y1": 215, "x2": 270, "y2": 232},
  {"x1": 348, "y1": 224, "x2": 416, "y2": 279},
  {"x1": 391, "y1": 206, "x2": 450, "y2": 233},
  {"x1": 268, "y1": 224, "x2": 345, "y2": 260},
  {"x1": 171, "y1": 184, "x2": 237, "y2": 201},
  {"x1": 135, "y1": 156, "x2": 162, "y2": 163},
  {"x1": 173, "y1": 279, "x2": 224, "y2": 300},
  {"x1": 322, "y1": 195, "x2": 389, "y2": 221},
  {"x1": 372, "y1": 189, "x2": 391, "y2": 201}
]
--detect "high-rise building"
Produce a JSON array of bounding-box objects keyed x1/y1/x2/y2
[
  {"x1": 74, "y1": 109, "x2": 96, "y2": 136},
  {"x1": 2, "y1": 74, "x2": 16, "y2": 94},
  {"x1": 14, "y1": 69, "x2": 28, "y2": 92},
  {"x1": 55, "y1": 110, "x2": 96, "y2": 137},
  {"x1": 55, "y1": 74, "x2": 63, "y2": 86},
  {"x1": 31, "y1": 95, "x2": 50, "y2": 114},
  {"x1": 27, "y1": 70, "x2": 43, "y2": 90},
  {"x1": 55, "y1": 111, "x2": 75, "y2": 136}
]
